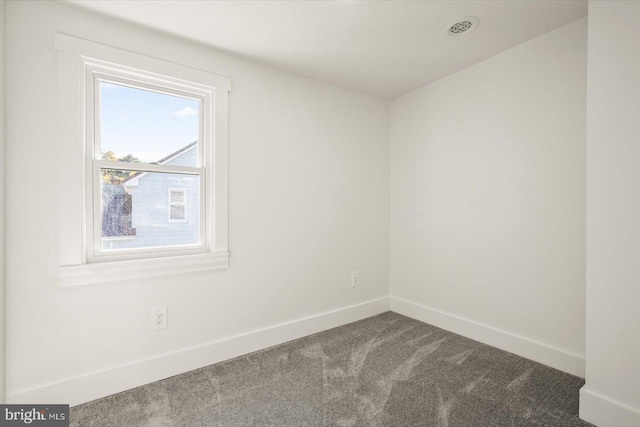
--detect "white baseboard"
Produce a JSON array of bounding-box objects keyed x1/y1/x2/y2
[
  {"x1": 7, "y1": 297, "x2": 390, "y2": 407},
  {"x1": 390, "y1": 296, "x2": 585, "y2": 377},
  {"x1": 580, "y1": 386, "x2": 640, "y2": 427}
]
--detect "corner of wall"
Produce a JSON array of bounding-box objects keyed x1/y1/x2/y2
[
  {"x1": 390, "y1": 297, "x2": 585, "y2": 377},
  {"x1": 580, "y1": 386, "x2": 640, "y2": 427}
]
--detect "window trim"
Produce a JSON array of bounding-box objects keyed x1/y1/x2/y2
[{"x1": 55, "y1": 33, "x2": 230, "y2": 286}]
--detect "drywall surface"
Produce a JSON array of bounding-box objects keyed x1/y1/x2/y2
[
  {"x1": 0, "y1": 0, "x2": 6, "y2": 405},
  {"x1": 580, "y1": 1, "x2": 640, "y2": 425},
  {"x1": 390, "y1": 19, "x2": 587, "y2": 372},
  {"x1": 5, "y1": 1, "x2": 389, "y2": 402}
]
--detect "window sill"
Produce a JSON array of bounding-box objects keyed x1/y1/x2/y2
[
  {"x1": 59, "y1": 252, "x2": 229, "y2": 287},
  {"x1": 102, "y1": 236, "x2": 136, "y2": 241}
]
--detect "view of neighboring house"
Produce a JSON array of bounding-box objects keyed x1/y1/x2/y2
[{"x1": 102, "y1": 141, "x2": 200, "y2": 251}]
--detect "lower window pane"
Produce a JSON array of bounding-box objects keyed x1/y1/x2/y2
[{"x1": 101, "y1": 170, "x2": 200, "y2": 251}]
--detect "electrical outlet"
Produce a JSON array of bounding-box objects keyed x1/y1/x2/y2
[
  {"x1": 351, "y1": 271, "x2": 360, "y2": 288},
  {"x1": 151, "y1": 306, "x2": 168, "y2": 330}
]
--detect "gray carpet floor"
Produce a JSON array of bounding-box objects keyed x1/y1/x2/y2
[{"x1": 71, "y1": 312, "x2": 592, "y2": 426}]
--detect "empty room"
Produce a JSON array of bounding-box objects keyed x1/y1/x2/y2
[{"x1": 0, "y1": 0, "x2": 638, "y2": 426}]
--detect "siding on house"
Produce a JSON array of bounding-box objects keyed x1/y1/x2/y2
[{"x1": 103, "y1": 142, "x2": 200, "y2": 251}]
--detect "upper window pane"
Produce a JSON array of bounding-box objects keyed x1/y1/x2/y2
[
  {"x1": 170, "y1": 190, "x2": 185, "y2": 204},
  {"x1": 99, "y1": 81, "x2": 200, "y2": 167}
]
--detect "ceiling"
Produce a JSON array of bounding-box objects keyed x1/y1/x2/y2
[{"x1": 62, "y1": 0, "x2": 587, "y2": 99}]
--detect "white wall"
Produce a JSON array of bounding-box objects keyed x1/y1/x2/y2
[
  {"x1": 580, "y1": 1, "x2": 640, "y2": 426},
  {"x1": 0, "y1": 0, "x2": 6, "y2": 404},
  {"x1": 5, "y1": 1, "x2": 389, "y2": 404},
  {"x1": 390, "y1": 19, "x2": 587, "y2": 376}
]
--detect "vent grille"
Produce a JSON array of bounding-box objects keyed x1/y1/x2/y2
[
  {"x1": 449, "y1": 21, "x2": 474, "y2": 34},
  {"x1": 447, "y1": 17, "x2": 479, "y2": 36}
]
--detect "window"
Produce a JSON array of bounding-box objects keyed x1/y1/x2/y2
[
  {"x1": 55, "y1": 34, "x2": 230, "y2": 286},
  {"x1": 85, "y1": 68, "x2": 208, "y2": 261},
  {"x1": 87, "y1": 62, "x2": 208, "y2": 259},
  {"x1": 169, "y1": 188, "x2": 187, "y2": 222}
]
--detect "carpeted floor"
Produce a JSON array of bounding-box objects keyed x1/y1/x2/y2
[{"x1": 71, "y1": 312, "x2": 592, "y2": 426}]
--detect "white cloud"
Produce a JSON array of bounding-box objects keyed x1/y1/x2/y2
[{"x1": 174, "y1": 106, "x2": 197, "y2": 117}]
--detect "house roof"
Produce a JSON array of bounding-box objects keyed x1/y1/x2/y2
[
  {"x1": 152, "y1": 140, "x2": 198, "y2": 165},
  {"x1": 123, "y1": 140, "x2": 197, "y2": 184}
]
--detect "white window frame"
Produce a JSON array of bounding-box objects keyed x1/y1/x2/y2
[
  {"x1": 87, "y1": 64, "x2": 207, "y2": 261},
  {"x1": 168, "y1": 188, "x2": 188, "y2": 223},
  {"x1": 55, "y1": 34, "x2": 230, "y2": 286}
]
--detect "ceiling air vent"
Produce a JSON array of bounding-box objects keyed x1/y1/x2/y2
[{"x1": 447, "y1": 17, "x2": 480, "y2": 37}]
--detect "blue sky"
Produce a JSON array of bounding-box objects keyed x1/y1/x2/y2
[{"x1": 100, "y1": 81, "x2": 199, "y2": 163}]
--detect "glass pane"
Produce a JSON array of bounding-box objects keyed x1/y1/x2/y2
[
  {"x1": 99, "y1": 81, "x2": 199, "y2": 167},
  {"x1": 170, "y1": 190, "x2": 185, "y2": 204},
  {"x1": 101, "y1": 170, "x2": 200, "y2": 251},
  {"x1": 170, "y1": 205, "x2": 186, "y2": 221}
]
